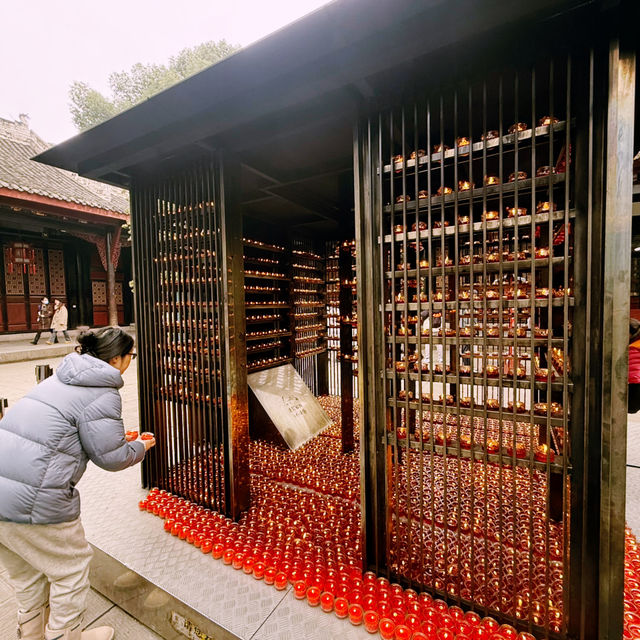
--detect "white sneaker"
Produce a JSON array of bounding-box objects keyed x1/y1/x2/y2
[
  {"x1": 45, "y1": 623, "x2": 114, "y2": 640},
  {"x1": 17, "y1": 604, "x2": 49, "y2": 639},
  {"x1": 81, "y1": 628, "x2": 114, "y2": 640}
]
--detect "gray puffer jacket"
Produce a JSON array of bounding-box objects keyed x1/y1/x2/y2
[{"x1": 0, "y1": 352, "x2": 145, "y2": 524}]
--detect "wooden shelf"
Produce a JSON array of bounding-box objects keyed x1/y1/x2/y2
[
  {"x1": 386, "y1": 397, "x2": 566, "y2": 427},
  {"x1": 386, "y1": 256, "x2": 569, "y2": 278},
  {"x1": 246, "y1": 330, "x2": 292, "y2": 342},
  {"x1": 382, "y1": 121, "x2": 569, "y2": 173},
  {"x1": 385, "y1": 369, "x2": 571, "y2": 391},
  {"x1": 385, "y1": 298, "x2": 574, "y2": 311},
  {"x1": 383, "y1": 210, "x2": 575, "y2": 243},
  {"x1": 384, "y1": 433, "x2": 569, "y2": 474}
]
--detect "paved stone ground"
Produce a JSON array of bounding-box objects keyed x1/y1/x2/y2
[{"x1": 0, "y1": 356, "x2": 158, "y2": 638}]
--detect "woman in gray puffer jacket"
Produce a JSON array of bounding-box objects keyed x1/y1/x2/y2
[{"x1": 0, "y1": 327, "x2": 155, "y2": 640}]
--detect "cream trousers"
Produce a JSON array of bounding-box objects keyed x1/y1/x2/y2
[{"x1": 0, "y1": 517, "x2": 93, "y2": 630}]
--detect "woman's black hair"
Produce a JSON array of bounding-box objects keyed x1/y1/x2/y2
[{"x1": 76, "y1": 327, "x2": 134, "y2": 362}]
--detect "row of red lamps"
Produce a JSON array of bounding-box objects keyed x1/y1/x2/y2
[
  {"x1": 139, "y1": 481, "x2": 536, "y2": 640},
  {"x1": 136, "y1": 395, "x2": 638, "y2": 638}
]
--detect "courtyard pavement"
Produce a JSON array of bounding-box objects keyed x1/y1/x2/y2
[{"x1": 1, "y1": 355, "x2": 640, "y2": 638}]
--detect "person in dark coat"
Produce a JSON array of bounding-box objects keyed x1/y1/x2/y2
[
  {"x1": 629, "y1": 319, "x2": 640, "y2": 413},
  {"x1": 0, "y1": 327, "x2": 155, "y2": 640},
  {"x1": 31, "y1": 297, "x2": 53, "y2": 345}
]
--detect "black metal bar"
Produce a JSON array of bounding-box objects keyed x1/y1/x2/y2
[
  {"x1": 339, "y1": 241, "x2": 355, "y2": 452},
  {"x1": 597, "y1": 29, "x2": 635, "y2": 640},
  {"x1": 218, "y1": 153, "x2": 250, "y2": 518}
]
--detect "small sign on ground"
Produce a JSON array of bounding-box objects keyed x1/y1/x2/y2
[{"x1": 247, "y1": 364, "x2": 331, "y2": 450}]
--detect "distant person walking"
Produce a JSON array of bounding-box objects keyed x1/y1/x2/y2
[
  {"x1": 49, "y1": 299, "x2": 70, "y2": 344},
  {"x1": 31, "y1": 297, "x2": 53, "y2": 345}
]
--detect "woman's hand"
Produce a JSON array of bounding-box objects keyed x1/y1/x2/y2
[
  {"x1": 139, "y1": 432, "x2": 156, "y2": 451},
  {"x1": 141, "y1": 437, "x2": 156, "y2": 451}
]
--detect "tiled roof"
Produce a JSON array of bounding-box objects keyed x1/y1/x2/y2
[{"x1": 0, "y1": 117, "x2": 129, "y2": 215}]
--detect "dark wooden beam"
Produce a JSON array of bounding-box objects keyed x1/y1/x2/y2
[{"x1": 241, "y1": 163, "x2": 344, "y2": 223}]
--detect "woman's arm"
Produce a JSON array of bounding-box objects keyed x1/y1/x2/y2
[{"x1": 77, "y1": 390, "x2": 146, "y2": 471}]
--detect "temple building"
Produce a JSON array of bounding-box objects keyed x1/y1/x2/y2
[{"x1": 0, "y1": 115, "x2": 132, "y2": 332}]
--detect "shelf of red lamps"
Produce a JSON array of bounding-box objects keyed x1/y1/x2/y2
[
  {"x1": 386, "y1": 335, "x2": 566, "y2": 346},
  {"x1": 385, "y1": 298, "x2": 574, "y2": 311},
  {"x1": 385, "y1": 369, "x2": 570, "y2": 391},
  {"x1": 384, "y1": 120, "x2": 568, "y2": 173},
  {"x1": 248, "y1": 356, "x2": 293, "y2": 372},
  {"x1": 383, "y1": 209, "x2": 575, "y2": 243},
  {"x1": 383, "y1": 175, "x2": 567, "y2": 214},
  {"x1": 244, "y1": 270, "x2": 288, "y2": 280},
  {"x1": 384, "y1": 432, "x2": 564, "y2": 473},
  {"x1": 247, "y1": 340, "x2": 284, "y2": 354},
  {"x1": 246, "y1": 302, "x2": 290, "y2": 309},
  {"x1": 387, "y1": 398, "x2": 566, "y2": 427},
  {"x1": 246, "y1": 314, "x2": 282, "y2": 324},
  {"x1": 292, "y1": 248, "x2": 323, "y2": 261},
  {"x1": 243, "y1": 237, "x2": 286, "y2": 253},
  {"x1": 295, "y1": 346, "x2": 327, "y2": 358},
  {"x1": 246, "y1": 329, "x2": 291, "y2": 341},
  {"x1": 386, "y1": 256, "x2": 568, "y2": 278}
]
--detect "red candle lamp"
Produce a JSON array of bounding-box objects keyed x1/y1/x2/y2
[
  {"x1": 320, "y1": 591, "x2": 334, "y2": 612},
  {"x1": 263, "y1": 567, "x2": 277, "y2": 585},
  {"x1": 364, "y1": 610, "x2": 380, "y2": 633},
  {"x1": 293, "y1": 580, "x2": 307, "y2": 598},
  {"x1": 306, "y1": 585, "x2": 322, "y2": 606},
  {"x1": 252, "y1": 561, "x2": 265, "y2": 579},
  {"x1": 200, "y1": 539, "x2": 213, "y2": 554},
  {"x1": 242, "y1": 556, "x2": 255, "y2": 574},
  {"x1": 535, "y1": 444, "x2": 555, "y2": 463},
  {"x1": 275, "y1": 572, "x2": 289, "y2": 590},
  {"x1": 379, "y1": 618, "x2": 396, "y2": 640},
  {"x1": 232, "y1": 552, "x2": 245, "y2": 570},
  {"x1": 348, "y1": 603, "x2": 364, "y2": 625},
  {"x1": 394, "y1": 624, "x2": 412, "y2": 640},
  {"x1": 334, "y1": 596, "x2": 349, "y2": 618}
]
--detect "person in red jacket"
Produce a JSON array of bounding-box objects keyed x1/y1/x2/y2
[{"x1": 629, "y1": 319, "x2": 640, "y2": 413}]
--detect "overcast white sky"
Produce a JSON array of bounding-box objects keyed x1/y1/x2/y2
[{"x1": 1, "y1": 0, "x2": 332, "y2": 144}]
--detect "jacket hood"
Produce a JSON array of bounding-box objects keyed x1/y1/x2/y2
[{"x1": 56, "y1": 352, "x2": 123, "y2": 389}]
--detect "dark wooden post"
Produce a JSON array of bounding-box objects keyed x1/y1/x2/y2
[
  {"x1": 105, "y1": 229, "x2": 118, "y2": 326},
  {"x1": 596, "y1": 29, "x2": 635, "y2": 640},
  {"x1": 218, "y1": 153, "x2": 250, "y2": 518},
  {"x1": 339, "y1": 241, "x2": 355, "y2": 453}
]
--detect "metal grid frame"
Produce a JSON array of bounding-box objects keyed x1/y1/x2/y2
[
  {"x1": 131, "y1": 155, "x2": 249, "y2": 519},
  {"x1": 291, "y1": 237, "x2": 328, "y2": 396},
  {"x1": 354, "y1": 37, "x2": 635, "y2": 640}
]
